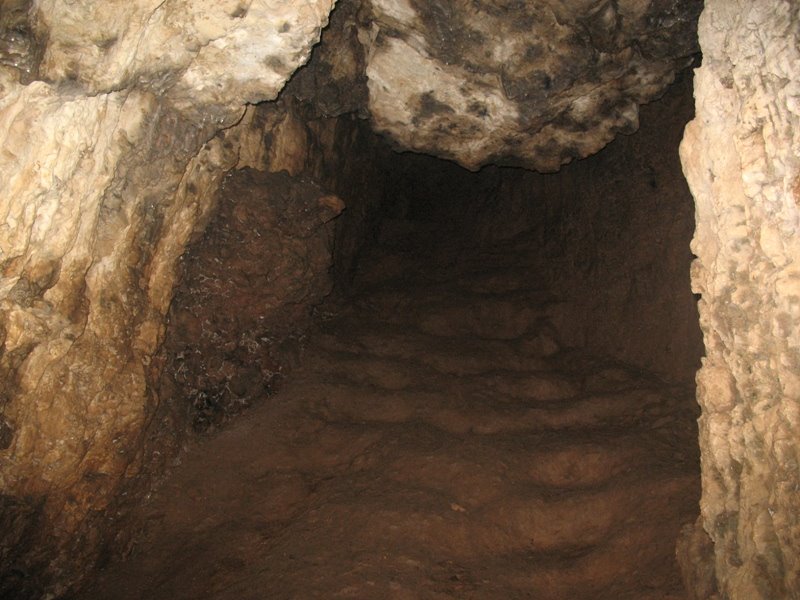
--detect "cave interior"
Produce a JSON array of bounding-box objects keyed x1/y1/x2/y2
[
  {"x1": 2, "y1": 1, "x2": 799, "y2": 599},
  {"x1": 75, "y1": 59, "x2": 704, "y2": 600}
]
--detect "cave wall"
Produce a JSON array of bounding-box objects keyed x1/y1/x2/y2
[
  {"x1": 9, "y1": 1, "x2": 794, "y2": 599},
  {"x1": 160, "y1": 169, "x2": 345, "y2": 433},
  {"x1": 680, "y1": 1, "x2": 800, "y2": 598},
  {"x1": 0, "y1": 2, "x2": 335, "y2": 597},
  {"x1": 544, "y1": 73, "x2": 701, "y2": 384},
  {"x1": 157, "y1": 105, "x2": 393, "y2": 439},
  {"x1": 0, "y1": 81, "x2": 240, "y2": 599},
  {"x1": 480, "y1": 73, "x2": 702, "y2": 384}
]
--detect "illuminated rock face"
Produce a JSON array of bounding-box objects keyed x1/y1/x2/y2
[
  {"x1": 359, "y1": 0, "x2": 702, "y2": 170},
  {"x1": 1, "y1": 0, "x2": 796, "y2": 598},
  {"x1": 680, "y1": 0, "x2": 800, "y2": 598},
  {"x1": 0, "y1": 1, "x2": 333, "y2": 596}
]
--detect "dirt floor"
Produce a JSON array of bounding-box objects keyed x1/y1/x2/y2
[{"x1": 75, "y1": 222, "x2": 700, "y2": 600}]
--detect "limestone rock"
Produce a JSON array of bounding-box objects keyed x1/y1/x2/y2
[
  {"x1": 32, "y1": 0, "x2": 335, "y2": 118},
  {"x1": 0, "y1": 75, "x2": 241, "y2": 597},
  {"x1": 358, "y1": 0, "x2": 702, "y2": 170},
  {"x1": 0, "y1": 0, "x2": 723, "y2": 597},
  {"x1": 0, "y1": 1, "x2": 336, "y2": 595},
  {"x1": 0, "y1": 0, "x2": 38, "y2": 81},
  {"x1": 680, "y1": 0, "x2": 800, "y2": 597}
]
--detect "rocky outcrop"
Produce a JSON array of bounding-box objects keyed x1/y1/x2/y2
[
  {"x1": 0, "y1": 2, "x2": 333, "y2": 596},
  {"x1": 680, "y1": 0, "x2": 800, "y2": 597},
  {"x1": 358, "y1": 0, "x2": 702, "y2": 170},
  {"x1": 283, "y1": 0, "x2": 702, "y2": 171}
]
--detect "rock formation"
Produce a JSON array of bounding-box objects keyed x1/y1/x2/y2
[
  {"x1": 1, "y1": 0, "x2": 797, "y2": 598},
  {"x1": 0, "y1": 1, "x2": 334, "y2": 596},
  {"x1": 161, "y1": 169, "x2": 344, "y2": 433},
  {"x1": 680, "y1": 0, "x2": 800, "y2": 597},
  {"x1": 359, "y1": 0, "x2": 701, "y2": 170}
]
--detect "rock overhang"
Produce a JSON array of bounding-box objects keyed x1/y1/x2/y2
[{"x1": 286, "y1": 0, "x2": 702, "y2": 171}]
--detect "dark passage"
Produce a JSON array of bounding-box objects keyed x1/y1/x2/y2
[{"x1": 75, "y1": 75, "x2": 702, "y2": 599}]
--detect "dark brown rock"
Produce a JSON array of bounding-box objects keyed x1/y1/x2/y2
[{"x1": 160, "y1": 169, "x2": 343, "y2": 432}]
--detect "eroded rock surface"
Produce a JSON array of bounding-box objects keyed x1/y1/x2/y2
[
  {"x1": 680, "y1": 0, "x2": 800, "y2": 597},
  {"x1": 161, "y1": 169, "x2": 343, "y2": 432},
  {"x1": 77, "y1": 222, "x2": 700, "y2": 600},
  {"x1": 358, "y1": 0, "x2": 702, "y2": 170},
  {"x1": 0, "y1": 2, "x2": 334, "y2": 596},
  {"x1": 0, "y1": 0, "x2": 715, "y2": 597},
  {"x1": 32, "y1": 0, "x2": 334, "y2": 116}
]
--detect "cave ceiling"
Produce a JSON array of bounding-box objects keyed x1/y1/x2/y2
[
  {"x1": 7, "y1": 0, "x2": 702, "y2": 171},
  {"x1": 291, "y1": 0, "x2": 703, "y2": 171}
]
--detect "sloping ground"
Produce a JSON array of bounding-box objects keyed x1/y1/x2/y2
[{"x1": 75, "y1": 226, "x2": 700, "y2": 600}]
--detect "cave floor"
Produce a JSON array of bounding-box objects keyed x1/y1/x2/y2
[{"x1": 77, "y1": 226, "x2": 700, "y2": 600}]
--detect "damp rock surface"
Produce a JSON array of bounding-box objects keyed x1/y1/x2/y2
[{"x1": 77, "y1": 227, "x2": 700, "y2": 600}]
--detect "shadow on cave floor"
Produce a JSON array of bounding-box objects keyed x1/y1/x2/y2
[{"x1": 76, "y1": 219, "x2": 700, "y2": 600}]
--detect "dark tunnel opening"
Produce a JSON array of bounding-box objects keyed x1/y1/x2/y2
[
  {"x1": 72, "y1": 69, "x2": 705, "y2": 599},
  {"x1": 158, "y1": 68, "x2": 702, "y2": 432}
]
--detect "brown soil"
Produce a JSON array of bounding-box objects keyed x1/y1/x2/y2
[{"x1": 76, "y1": 226, "x2": 700, "y2": 600}]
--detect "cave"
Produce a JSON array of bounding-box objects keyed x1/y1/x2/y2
[{"x1": 1, "y1": 1, "x2": 799, "y2": 600}]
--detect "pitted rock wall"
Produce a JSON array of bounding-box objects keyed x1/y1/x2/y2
[
  {"x1": 0, "y1": 2, "x2": 334, "y2": 596},
  {"x1": 359, "y1": 0, "x2": 702, "y2": 170},
  {"x1": 680, "y1": 1, "x2": 800, "y2": 597}
]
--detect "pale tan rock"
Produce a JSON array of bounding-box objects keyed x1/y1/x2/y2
[
  {"x1": 359, "y1": 0, "x2": 701, "y2": 170},
  {"x1": 0, "y1": 75, "x2": 242, "y2": 594},
  {"x1": 0, "y1": 1, "x2": 336, "y2": 594},
  {"x1": 680, "y1": 0, "x2": 800, "y2": 597},
  {"x1": 33, "y1": 0, "x2": 335, "y2": 115}
]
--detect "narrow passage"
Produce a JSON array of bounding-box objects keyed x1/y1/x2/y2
[{"x1": 79, "y1": 225, "x2": 699, "y2": 600}]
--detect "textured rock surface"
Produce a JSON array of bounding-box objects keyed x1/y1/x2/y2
[
  {"x1": 32, "y1": 0, "x2": 334, "y2": 115},
  {"x1": 490, "y1": 73, "x2": 702, "y2": 383},
  {"x1": 0, "y1": 2, "x2": 334, "y2": 596},
  {"x1": 0, "y1": 0, "x2": 717, "y2": 597},
  {"x1": 161, "y1": 169, "x2": 343, "y2": 432},
  {"x1": 358, "y1": 0, "x2": 702, "y2": 170},
  {"x1": 76, "y1": 201, "x2": 700, "y2": 600},
  {"x1": 369, "y1": 74, "x2": 701, "y2": 384},
  {"x1": 0, "y1": 79, "x2": 236, "y2": 598},
  {"x1": 680, "y1": 0, "x2": 800, "y2": 598}
]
